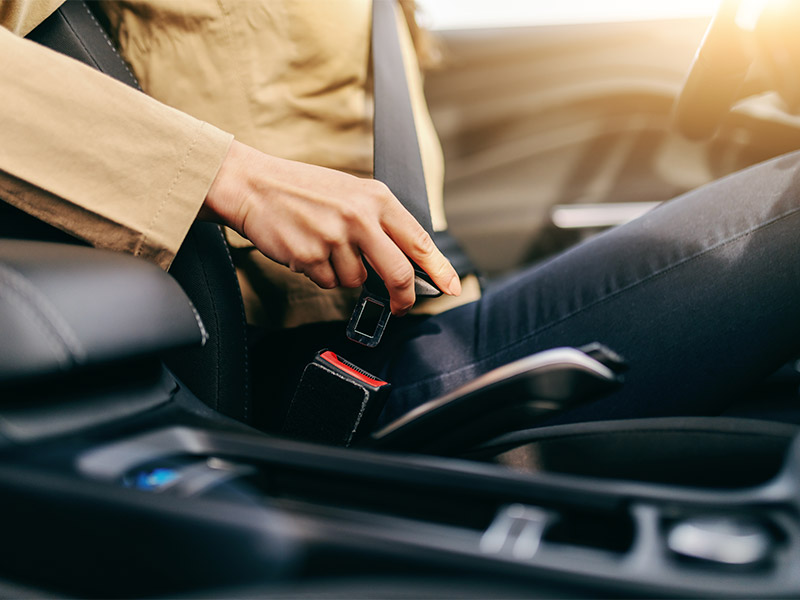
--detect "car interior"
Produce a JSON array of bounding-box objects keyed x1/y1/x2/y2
[{"x1": 2, "y1": 1, "x2": 800, "y2": 597}]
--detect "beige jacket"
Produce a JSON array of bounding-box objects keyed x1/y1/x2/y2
[
  {"x1": 0, "y1": 0, "x2": 474, "y2": 328},
  {"x1": 0, "y1": 0, "x2": 232, "y2": 268}
]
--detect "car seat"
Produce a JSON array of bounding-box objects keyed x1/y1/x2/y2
[{"x1": 25, "y1": 1, "x2": 252, "y2": 423}]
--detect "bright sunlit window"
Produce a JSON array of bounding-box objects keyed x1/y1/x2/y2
[{"x1": 416, "y1": 0, "x2": 722, "y2": 31}]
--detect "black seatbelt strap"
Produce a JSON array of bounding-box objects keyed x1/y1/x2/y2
[
  {"x1": 346, "y1": 0, "x2": 475, "y2": 347},
  {"x1": 372, "y1": 0, "x2": 432, "y2": 232},
  {"x1": 373, "y1": 0, "x2": 474, "y2": 276}
]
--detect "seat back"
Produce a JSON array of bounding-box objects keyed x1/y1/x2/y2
[{"x1": 22, "y1": 1, "x2": 252, "y2": 423}]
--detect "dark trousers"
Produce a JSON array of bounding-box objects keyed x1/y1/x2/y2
[
  {"x1": 256, "y1": 151, "x2": 800, "y2": 430},
  {"x1": 374, "y1": 150, "x2": 800, "y2": 425}
]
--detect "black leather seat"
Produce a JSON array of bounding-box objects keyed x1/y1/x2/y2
[{"x1": 22, "y1": 2, "x2": 253, "y2": 423}]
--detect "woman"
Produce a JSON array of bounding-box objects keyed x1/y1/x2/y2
[{"x1": 2, "y1": 0, "x2": 799, "y2": 430}]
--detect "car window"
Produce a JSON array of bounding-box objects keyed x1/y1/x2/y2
[{"x1": 416, "y1": 0, "x2": 719, "y2": 31}]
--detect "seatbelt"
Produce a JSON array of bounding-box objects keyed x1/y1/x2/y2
[
  {"x1": 372, "y1": 0, "x2": 433, "y2": 232},
  {"x1": 346, "y1": 0, "x2": 476, "y2": 347},
  {"x1": 373, "y1": 0, "x2": 476, "y2": 277},
  {"x1": 285, "y1": 1, "x2": 480, "y2": 443}
]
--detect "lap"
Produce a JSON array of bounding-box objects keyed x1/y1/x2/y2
[{"x1": 379, "y1": 151, "x2": 800, "y2": 424}]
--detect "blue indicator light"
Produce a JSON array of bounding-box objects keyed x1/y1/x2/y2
[{"x1": 133, "y1": 467, "x2": 180, "y2": 491}]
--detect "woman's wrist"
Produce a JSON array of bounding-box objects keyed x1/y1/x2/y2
[{"x1": 200, "y1": 140, "x2": 252, "y2": 232}]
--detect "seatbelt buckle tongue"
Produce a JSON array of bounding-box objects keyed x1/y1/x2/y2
[
  {"x1": 412, "y1": 265, "x2": 444, "y2": 297},
  {"x1": 346, "y1": 288, "x2": 391, "y2": 347},
  {"x1": 346, "y1": 262, "x2": 442, "y2": 347}
]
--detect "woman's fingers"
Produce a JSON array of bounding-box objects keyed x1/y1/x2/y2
[
  {"x1": 300, "y1": 260, "x2": 339, "y2": 290},
  {"x1": 361, "y1": 230, "x2": 417, "y2": 315},
  {"x1": 330, "y1": 242, "x2": 368, "y2": 288},
  {"x1": 380, "y1": 201, "x2": 461, "y2": 297}
]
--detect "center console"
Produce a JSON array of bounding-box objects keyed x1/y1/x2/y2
[{"x1": 1, "y1": 241, "x2": 799, "y2": 598}]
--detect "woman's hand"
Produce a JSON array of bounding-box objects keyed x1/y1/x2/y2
[{"x1": 200, "y1": 140, "x2": 461, "y2": 316}]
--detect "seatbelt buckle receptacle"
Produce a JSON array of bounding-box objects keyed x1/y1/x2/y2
[{"x1": 281, "y1": 350, "x2": 391, "y2": 446}]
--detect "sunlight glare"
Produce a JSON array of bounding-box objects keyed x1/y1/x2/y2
[{"x1": 735, "y1": 0, "x2": 770, "y2": 30}]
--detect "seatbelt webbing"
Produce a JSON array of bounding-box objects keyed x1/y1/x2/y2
[
  {"x1": 371, "y1": 0, "x2": 433, "y2": 232},
  {"x1": 346, "y1": 0, "x2": 477, "y2": 346},
  {"x1": 371, "y1": 0, "x2": 475, "y2": 277}
]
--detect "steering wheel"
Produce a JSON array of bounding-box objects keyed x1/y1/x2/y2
[{"x1": 672, "y1": 0, "x2": 752, "y2": 140}]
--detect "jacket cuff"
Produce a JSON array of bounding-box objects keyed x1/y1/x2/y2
[{"x1": 133, "y1": 123, "x2": 233, "y2": 269}]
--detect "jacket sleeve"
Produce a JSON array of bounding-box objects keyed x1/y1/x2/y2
[
  {"x1": 0, "y1": 23, "x2": 233, "y2": 269},
  {"x1": 0, "y1": 0, "x2": 62, "y2": 35}
]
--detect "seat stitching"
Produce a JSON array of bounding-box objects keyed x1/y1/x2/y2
[
  {"x1": 79, "y1": 3, "x2": 142, "y2": 90},
  {"x1": 192, "y1": 230, "x2": 222, "y2": 412},
  {"x1": 212, "y1": 225, "x2": 250, "y2": 421}
]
